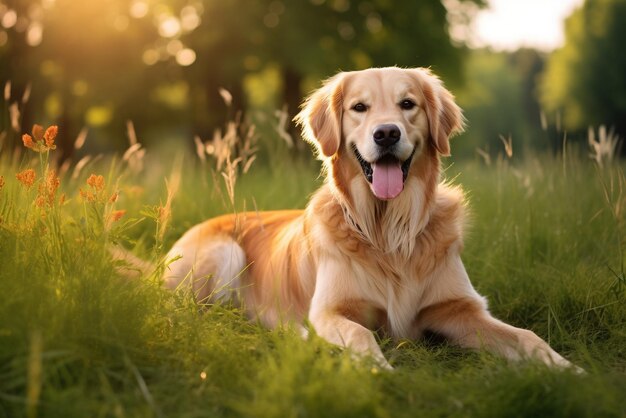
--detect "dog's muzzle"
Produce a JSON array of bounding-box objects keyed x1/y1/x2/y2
[{"x1": 352, "y1": 144, "x2": 416, "y2": 200}]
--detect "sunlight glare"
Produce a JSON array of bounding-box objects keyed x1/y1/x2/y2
[{"x1": 471, "y1": 0, "x2": 585, "y2": 51}]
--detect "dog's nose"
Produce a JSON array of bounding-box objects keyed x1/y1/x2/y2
[{"x1": 373, "y1": 124, "x2": 401, "y2": 147}]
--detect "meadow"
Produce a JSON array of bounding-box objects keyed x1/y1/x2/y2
[{"x1": 0, "y1": 122, "x2": 624, "y2": 418}]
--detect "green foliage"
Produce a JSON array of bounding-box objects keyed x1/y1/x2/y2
[
  {"x1": 455, "y1": 49, "x2": 549, "y2": 157},
  {"x1": 0, "y1": 134, "x2": 625, "y2": 417},
  {"x1": 541, "y1": 0, "x2": 626, "y2": 137},
  {"x1": 0, "y1": 0, "x2": 483, "y2": 155}
]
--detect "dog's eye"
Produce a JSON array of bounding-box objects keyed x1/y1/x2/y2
[
  {"x1": 399, "y1": 99, "x2": 416, "y2": 110},
  {"x1": 352, "y1": 103, "x2": 368, "y2": 112}
]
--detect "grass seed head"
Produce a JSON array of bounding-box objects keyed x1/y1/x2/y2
[
  {"x1": 9, "y1": 103, "x2": 20, "y2": 132},
  {"x1": 588, "y1": 125, "x2": 620, "y2": 167},
  {"x1": 74, "y1": 127, "x2": 88, "y2": 150},
  {"x1": 3, "y1": 81, "x2": 9, "y2": 101},
  {"x1": 0, "y1": 175, "x2": 4, "y2": 191},
  {"x1": 22, "y1": 83, "x2": 31, "y2": 104}
]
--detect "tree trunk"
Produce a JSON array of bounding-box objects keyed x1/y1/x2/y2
[{"x1": 282, "y1": 67, "x2": 303, "y2": 149}]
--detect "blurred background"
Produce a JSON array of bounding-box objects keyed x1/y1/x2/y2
[{"x1": 0, "y1": 0, "x2": 624, "y2": 160}]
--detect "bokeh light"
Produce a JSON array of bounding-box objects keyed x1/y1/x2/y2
[
  {"x1": 175, "y1": 48, "x2": 196, "y2": 66},
  {"x1": 158, "y1": 16, "x2": 181, "y2": 38},
  {"x1": 129, "y1": 0, "x2": 149, "y2": 19}
]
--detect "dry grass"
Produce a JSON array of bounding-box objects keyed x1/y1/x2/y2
[{"x1": 588, "y1": 125, "x2": 621, "y2": 167}]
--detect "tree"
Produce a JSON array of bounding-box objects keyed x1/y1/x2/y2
[
  {"x1": 181, "y1": 0, "x2": 484, "y2": 138},
  {"x1": 0, "y1": 0, "x2": 485, "y2": 155},
  {"x1": 541, "y1": 0, "x2": 626, "y2": 138},
  {"x1": 253, "y1": 0, "x2": 483, "y2": 125}
]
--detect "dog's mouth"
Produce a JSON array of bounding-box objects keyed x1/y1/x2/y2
[{"x1": 352, "y1": 144, "x2": 416, "y2": 200}]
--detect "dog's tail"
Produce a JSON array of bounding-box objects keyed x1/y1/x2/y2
[{"x1": 110, "y1": 246, "x2": 156, "y2": 279}]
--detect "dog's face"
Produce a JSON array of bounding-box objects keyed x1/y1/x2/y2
[{"x1": 297, "y1": 67, "x2": 464, "y2": 200}]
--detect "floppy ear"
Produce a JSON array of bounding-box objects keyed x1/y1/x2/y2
[
  {"x1": 414, "y1": 69, "x2": 465, "y2": 156},
  {"x1": 294, "y1": 73, "x2": 344, "y2": 158}
]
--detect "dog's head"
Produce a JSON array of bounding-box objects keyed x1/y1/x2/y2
[{"x1": 296, "y1": 67, "x2": 464, "y2": 200}]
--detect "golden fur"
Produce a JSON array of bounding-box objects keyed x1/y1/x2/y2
[{"x1": 163, "y1": 67, "x2": 577, "y2": 370}]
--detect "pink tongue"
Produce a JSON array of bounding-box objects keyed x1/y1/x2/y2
[{"x1": 371, "y1": 162, "x2": 404, "y2": 200}]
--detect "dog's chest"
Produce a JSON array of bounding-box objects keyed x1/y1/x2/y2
[{"x1": 350, "y1": 258, "x2": 430, "y2": 339}]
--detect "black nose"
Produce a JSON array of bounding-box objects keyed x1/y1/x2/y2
[{"x1": 373, "y1": 124, "x2": 401, "y2": 147}]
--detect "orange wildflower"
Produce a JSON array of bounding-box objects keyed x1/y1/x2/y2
[
  {"x1": 32, "y1": 124, "x2": 44, "y2": 142},
  {"x1": 22, "y1": 134, "x2": 38, "y2": 151},
  {"x1": 109, "y1": 191, "x2": 119, "y2": 203},
  {"x1": 86, "y1": 174, "x2": 105, "y2": 191},
  {"x1": 110, "y1": 209, "x2": 126, "y2": 222},
  {"x1": 36, "y1": 169, "x2": 60, "y2": 207},
  {"x1": 21, "y1": 124, "x2": 59, "y2": 152},
  {"x1": 44, "y1": 125, "x2": 58, "y2": 149},
  {"x1": 16, "y1": 169, "x2": 36, "y2": 189},
  {"x1": 81, "y1": 174, "x2": 106, "y2": 203},
  {"x1": 79, "y1": 189, "x2": 96, "y2": 202}
]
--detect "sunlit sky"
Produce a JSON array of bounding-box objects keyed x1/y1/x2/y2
[{"x1": 471, "y1": 0, "x2": 585, "y2": 51}]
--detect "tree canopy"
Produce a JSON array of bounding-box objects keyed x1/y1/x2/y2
[
  {"x1": 0, "y1": 0, "x2": 483, "y2": 155},
  {"x1": 541, "y1": 0, "x2": 626, "y2": 138}
]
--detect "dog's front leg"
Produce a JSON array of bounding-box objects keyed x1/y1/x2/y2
[
  {"x1": 417, "y1": 256, "x2": 580, "y2": 371},
  {"x1": 309, "y1": 260, "x2": 392, "y2": 369},
  {"x1": 418, "y1": 297, "x2": 575, "y2": 369},
  {"x1": 309, "y1": 308, "x2": 392, "y2": 369}
]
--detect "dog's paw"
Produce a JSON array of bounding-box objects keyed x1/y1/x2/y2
[{"x1": 551, "y1": 356, "x2": 586, "y2": 375}]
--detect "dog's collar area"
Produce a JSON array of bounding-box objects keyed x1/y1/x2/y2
[{"x1": 351, "y1": 144, "x2": 416, "y2": 183}]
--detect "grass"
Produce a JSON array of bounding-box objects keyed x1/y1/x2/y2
[{"x1": 0, "y1": 125, "x2": 624, "y2": 418}]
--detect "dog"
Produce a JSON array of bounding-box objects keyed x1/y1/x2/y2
[{"x1": 162, "y1": 67, "x2": 576, "y2": 370}]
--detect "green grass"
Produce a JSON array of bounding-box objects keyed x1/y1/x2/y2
[{"x1": 0, "y1": 141, "x2": 624, "y2": 418}]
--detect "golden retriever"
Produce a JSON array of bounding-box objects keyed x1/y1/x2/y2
[{"x1": 163, "y1": 67, "x2": 576, "y2": 370}]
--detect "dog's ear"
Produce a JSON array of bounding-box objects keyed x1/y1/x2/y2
[
  {"x1": 414, "y1": 69, "x2": 465, "y2": 156},
  {"x1": 295, "y1": 73, "x2": 344, "y2": 158}
]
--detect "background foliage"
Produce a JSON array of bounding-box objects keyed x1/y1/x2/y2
[
  {"x1": 541, "y1": 0, "x2": 626, "y2": 138},
  {"x1": 1, "y1": 0, "x2": 624, "y2": 159},
  {"x1": 0, "y1": 0, "x2": 484, "y2": 158}
]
